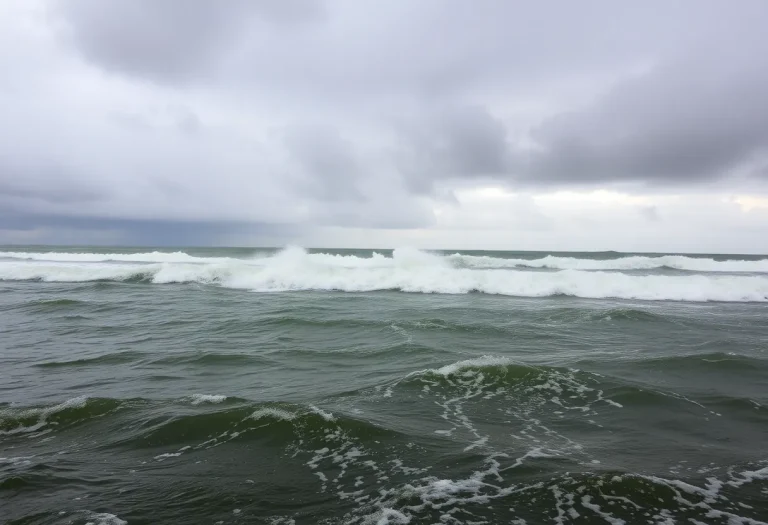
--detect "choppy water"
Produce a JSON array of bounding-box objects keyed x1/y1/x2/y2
[{"x1": 1, "y1": 246, "x2": 767, "y2": 524}]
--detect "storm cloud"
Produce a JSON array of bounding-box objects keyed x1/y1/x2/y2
[
  {"x1": 394, "y1": 26, "x2": 768, "y2": 190},
  {"x1": 56, "y1": 0, "x2": 325, "y2": 83},
  {"x1": 521, "y1": 47, "x2": 768, "y2": 186},
  {"x1": 1, "y1": 0, "x2": 768, "y2": 249}
]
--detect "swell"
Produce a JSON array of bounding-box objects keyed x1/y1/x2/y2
[
  {"x1": 3, "y1": 357, "x2": 767, "y2": 525},
  {"x1": 33, "y1": 351, "x2": 146, "y2": 368},
  {"x1": 598, "y1": 385, "x2": 766, "y2": 413},
  {"x1": 0, "y1": 396, "x2": 125, "y2": 435},
  {"x1": 0, "y1": 397, "x2": 399, "y2": 451},
  {"x1": 258, "y1": 315, "x2": 554, "y2": 338},
  {"x1": 264, "y1": 309, "x2": 678, "y2": 332},
  {"x1": 27, "y1": 350, "x2": 286, "y2": 372},
  {"x1": 144, "y1": 352, "x2": 277, "y2": 367},
  {"x1": 378, "y1": 356, "x2": 768, "y2": 416},
  {"x1": 363, "y1": 467, "x2": 768, "y2": 525},
  {"x1": 8, "y1": 298, "x2": 124, "y2": 316},
  {"x1": 5, "y1": 464, "x2": 767, "y2": 525},
  {"x1": 624, "y1": 351, "x2": 768, "y2": 373},
  {"x1": 3, "y1": 356, "x2": 765, "y2": 442},
  {"x1": 23, "y1": 298, "x2": 87, "y2": 310},
  {"x1": 532, "y1": 306, "x2": 676, "y2": 324}
]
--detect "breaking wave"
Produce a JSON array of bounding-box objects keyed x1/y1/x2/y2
[
  {"x1": 2, "y1": 247, "x2": 768, "y2": 302},
  {"x1": 2, "y1": 247, "x2": 767, "y2": 272},
  {"x1": 0, "y1": 250, "x2": 233, "y2": 264},
  {"x1": 447, "y1": 252, "x2": 768, "y2": 272}
]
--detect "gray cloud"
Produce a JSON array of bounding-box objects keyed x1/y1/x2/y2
[
  {"x1": 396, "y1": 106, "x2": 510, "y2": 193},
  {"x1": 0, "y1": 179, "x2": 101, "y2": 205},
  {"x1": 55, "y1": 1, "x2": 739, "y2": 99},
  {"x1": 2, "y1": 0, "x2": 768, "y2": 249},
  {"x1": 56, "y1": 0, "x2": 325, "y2": 83},
  {"x1": 521, "y1": 50, "x2": 768, "y2": 186},
  {"x1": 52, "y1": 0, "x2": 768, "y2": 191},
  {"x1": 0, "y1": 159, "x2": 105, "y2": 205},
  {"x1": 639, "y1": 206, "x2": 661, "y2": 222},
  {"x1": 394, "y1": 42, "x2": 768, "y2": 191},
  {"x1": 282, "y1": 126, "x2": 364, "y2": 201}
]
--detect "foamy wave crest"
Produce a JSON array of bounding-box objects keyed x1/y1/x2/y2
[
  {"x1": 420, "y1": 355, "x2": 518, "y2": 377},
  {"x1": 0, "y1": 395, "x2": 89, "y2": 435},
  {"x1": 2, "y1": 248, "x2": 768, "y2": 302},
  {"x1": 449, "y1": 253, "x2": 768, "y2": 272},
  {"x1": 0, "y1": 250, "x2": 234, "y2": 264},
  {"x1": 249, "y1": 407, "x2": 299, "y2": 421},
  {"x1": 3, "y1": 247, "x2": 767, "y2": 273},
  {"x1": 82, "y1": 512, "x2": 128, "y2": 525},
  {"x1": 188, "y1": 394, "x2": 228, "y2": 405}
]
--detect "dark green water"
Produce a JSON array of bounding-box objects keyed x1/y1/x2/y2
[{"x1": 1, "y1": 246, "x2": 767, "y2": 524}]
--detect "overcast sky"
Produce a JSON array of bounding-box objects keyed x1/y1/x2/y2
[{"x1": 1, "y1": 0, "x2": 768, "y2": 252}]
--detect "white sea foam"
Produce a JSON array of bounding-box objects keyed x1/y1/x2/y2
[
  {"x1": 449, "y1": 252, "x2": 768, "y2": 273},
  {"x1": 430, "y1": 355, "x2": 517, "y2": 376},
  {"x1": 2, "y1": 247, "x2": 768, "y2": 302},
  {"x1": 82, "y1": 512, "x2": 127, "y2": 525},
  {"x1": 580, "y1": 496, "x2": 626, "y2": 525},
  {"x1": 0, "y1": 396, "x2": 88, "y2": 436},
  {"x1": 249, "y1": 407, "x2": 298, "y2": 421},
  {"x1": 727, "y1": 466, "x2": 768, "y2": 488},
  {"x1": 0, "y1": 456, "x2": 33, "y2": 466},
  {"x1": 309, "y1": 405, "x2": 337, "y2": 422},
  {"x1": 2, "y1": 247, "x2": 767, "y2": 272},
  {"x1": 0, "y1": 250, "x2": 234, "y2": 264},
  {"x1": 188, "y1": 394, "x2": 227, "y2": 405},
  {"x1": 154, "y1": 452, "x2": 183, "y2": 461},
  {"x1": 631, "y1": 467, "x2": 768, "y2": 525},
  {"x1": 251, "y1": 348, "x2": 764, "y2": 524}
]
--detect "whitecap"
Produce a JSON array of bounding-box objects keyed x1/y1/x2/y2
[{"x1": 188, "y1": 394, "x2": 227, "y2": 405}]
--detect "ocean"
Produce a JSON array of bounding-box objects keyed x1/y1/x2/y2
[{"x1": 1, "y1": 246, "x2": 767, "y2": 524}]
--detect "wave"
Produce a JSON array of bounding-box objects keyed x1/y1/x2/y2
[
  {"x1": 145, "y1": 352, "x2": 276, "y2": 367},
  {"x1": 0, "y1": 250, "x2": 234, "y2": 264},
  {"x1": 624, "y1": 351, "x2": 768, "y2": 373},
  {"x1": 415, "y1": 355, "x2": 524, "y2": 378},
  {"x1": 2, "y1": 248, "x2": 767, "y2": 302},
  {"x1": 0, "y1": 396, "x2": 398, "y2": 453},
  {"x1": 536, "y1": 306, "x2": 675, "y2": 324},
  {"x1": 7, "y1": 356, "x2": 755, "y2": 438},
  {"x1": 25, "y1": 298, "x2": 86, "y2": 308},
  {"x1": 448, "y1": 253, "x2": 768, "y2": 272},
  {"x1": 354, "y1": 467, "x2": 768, "y2": 525},
  {"x1": 396, "y1": 355, "x2": 768, "y2": 415},
  {"x1": 396, "y1": 356, "x2": 627, "y2": 409},
  {"x1": 0, "y1": 396, "x2": 121, "y2": 436},
  {"x1": 32, "y1": 351, "x2": 145, "y2": 368},
  {"x1": 3, "y1": 357, "x2": 608, "y2": 444},
  {"x1": 259, "y1": 316, "x2": 551, "y2": 340},
  {"x1": 573, "y1": 350, "x2": 768, "y2": 369},
  {"x1": 3, "y1": 359, "x2": 765, "y2": 525},
  {"x1": 2, "y1": 247, "x2": 767, "y2": 272},
  {"x1": 187, "y1": 394, "x2": 229, "y2": 405}
]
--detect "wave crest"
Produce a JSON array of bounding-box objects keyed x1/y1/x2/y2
[
  {"x1": 2, "y1": 248, "x2": 768, "y2": 302},
  {"x1": 3, "y1": 247, "x2": 767, "y2": 272}
]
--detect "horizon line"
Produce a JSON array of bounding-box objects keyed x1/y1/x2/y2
[{"x1": 1, "y1": 243, "x2": 767, "y2": 258}]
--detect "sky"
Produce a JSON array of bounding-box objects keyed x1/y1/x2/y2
[{"x1": 1, "y1": 0, "x2": 768, "y2": 252}]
